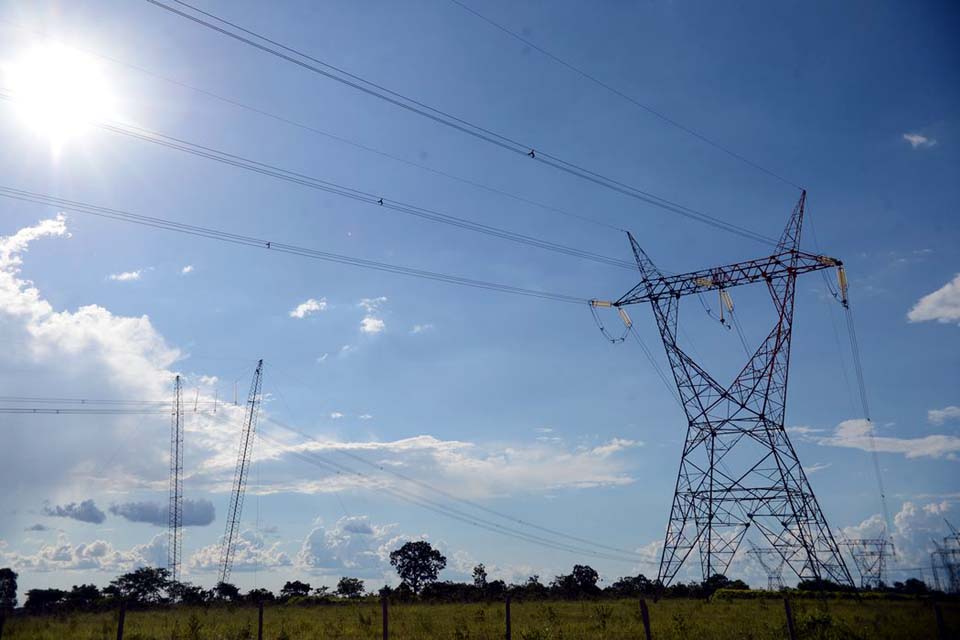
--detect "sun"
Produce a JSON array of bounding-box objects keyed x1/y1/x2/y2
[{"x1": 3, "y1": 42, "x2": 116, "y2": 148}]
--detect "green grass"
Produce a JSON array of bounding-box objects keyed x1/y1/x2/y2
[{"x1": 4, "y1": 597, "x2": 958, "y2": 639}]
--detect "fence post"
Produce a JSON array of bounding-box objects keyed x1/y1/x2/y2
[
  {"x1": 639, "y1": 598, "x2": 652, "y2": 640},
  {"x1": 934, "y1": 602, "x2": 947, "y2": 640},
  {"x1": 382, "y1": 594, "x2": 389, "y2": 640},
  {"x1": 783, "y1": 598, "x2": 796, "y2": 640},
  {"x1": 505, "y1": 595, "x2": 511, "y2": 640},
  {"x1": 257, "y1": 600, "x2": 264, "y2": 640},
  {"x1": 116, "y1": 600, "x2": 127, "y2": 640}
]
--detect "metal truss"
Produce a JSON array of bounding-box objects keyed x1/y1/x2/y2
[
  {"x1": 167, "y1": 375, "x2": 184, "y2": 583},
  {"x1": 843, "y1": 538, "x2": 894, "y2": 589}
]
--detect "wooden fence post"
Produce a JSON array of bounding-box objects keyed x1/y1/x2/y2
[
  {"x1": 783, "y1": 598, "x2": 797, "y2": 640},
  {"x1": 257, "y1": 600, "x2": 264, "y2": 640},
  {"x1": 116, "y1": 600, "x2": 127, "y2": 640},
  {"x1": 505, "y1": 595, "x2": 511, "y2": 640},
  {"x1": 382, "y1": 594, "x2": 389, "y2": 640},
  {"x1": 639, "y1": 598, "x2": 652, "y2": 640},
  {"x1": 934, "y1": 602, "x2": 947, "y2": 640}
]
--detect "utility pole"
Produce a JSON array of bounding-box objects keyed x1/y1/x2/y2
[
  {"x1": 218, "y1": 359, "x2": 264, "y2": 585},
  {"x1": 595, "y1": 192, "x2": 854, "y2": 587},
  {"x1": 167, "y1": 375, "x2": 184, "y2": 583}
]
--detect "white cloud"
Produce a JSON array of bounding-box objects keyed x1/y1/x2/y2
[
  {"x1": 107, "y1": 270, "x2": 141, "y2": 282},
  {"x1": 902, "y1": 133, "x2": 937, "y2": 149},
  {"x1": 360, "y1": 316, "x2": 385, "y2": 334},
  {"x1": 813, "y1": 419, "x2": 960, "y2": 460},
  {"x1": 908, "y1": 274, "x2": 960, "y2": 325},
  {"x1": 181, "y1": 265, "x2": 194, "y2": 275},
  {"x1": 0, "y1": 532, "x2": 166, "y2": 573},
  {"x1": 330, "y1": 411, "x2": 344, "y2": 420},
  {"x1": 358, "y1": 297, "x2": 387, "y2": 313},
  {"x1": 842, "y1": 500, "x2": 958, "y2": 569},
  {"x1": 358, "y1": 414, "x2": 373, "y2": 420},
  {"x1": 289, "y1": 297, "x2": 327, "y2": 319},
  {"x1": 410, "y1": 323, "x2": 434, "y2": 334},
  {"x1": 803, "y1": 462, "x2": 831, "y2": 474},
  {"x1": 296, "y1": 516, "x2": 407, "y2": 577},
  {"x1": 316, "y1": 353, "x2": 328, "y2": 363},
  {"x1": 929, "y1": 406, "x2": 960, "y2": 425},
  {"x1": 189, "y1": 530, "x2": 291, "y2": 573}
]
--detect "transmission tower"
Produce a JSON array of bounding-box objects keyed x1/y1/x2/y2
[
  {"x1": 747, "y1": 542, "x2": 787, "y2": 590},
  {"x1": 167, "y1": 374, "x2": 184, "y2": 583},
  {"x1": 596, "y1": 192, "x2": 854, "y2": 586},
  {"x1": 218, "y1": 359, "x2": 264, "y2": 585},
  {"x1": 843, "y1": 538, "x2": 894, "y2": 589},
  {"x1": 931, "y1": 520, "x2": 960, "y2": 594}
]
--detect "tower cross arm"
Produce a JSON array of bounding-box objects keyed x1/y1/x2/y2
[{"x1": 614, "y1": 250, "x2": 841, "y2": 306}]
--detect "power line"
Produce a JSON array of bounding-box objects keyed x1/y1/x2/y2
[
  {"x1": 0, "y1": 185, "x2": 589, "y2": 305},
  {"x1": 447, "y1": 0, "x2": 804, "y2": 191},
  {"x1": 0, "y1": 90, "x2": 635, "y2": 272},
  {"x1": 144, "y1": 0, "x2": 779, "y2": 247},
  {"x1": 0, "y1": 17, "x2": 625, "y2": 236}
]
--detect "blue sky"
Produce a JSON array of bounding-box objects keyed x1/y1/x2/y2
[{"x1": 0, "y1": 0, "x2": 958, "y2": 595}]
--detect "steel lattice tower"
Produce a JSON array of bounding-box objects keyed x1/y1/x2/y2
[
  {"x1": 747, "y1": 542, "x2": 787, "y2": 591},
  {"x1": 218, "y1": 359, "x2": 264, "y2": 585},
  {"x1": 167, "y1": 374, "x2": 184, "y2": 583},
  {"x1": 606, "y1": 192, "x2": 854, "y2": 586},
  {"x1": 843, "y1": 538, "x2": 894, "y2": 589}
]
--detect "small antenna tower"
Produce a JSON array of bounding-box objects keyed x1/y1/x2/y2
[
  {"x1": 218, "y1": 359, "x2": 264, "y2": 585},
  {"x1": 167, "y1": 374, "x2": 184, "y2": 583}
]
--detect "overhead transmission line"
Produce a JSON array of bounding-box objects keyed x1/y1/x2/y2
[
  {"x1": 0, "y1": 90, "x2": 633, "y2": 272},
  {"x1": 0, "y1": 186, "x2": 588, "y2": 305},
  {"x1": 7, "y1": 394, "x2": 648, "y2": 564},
  {"x1": 0, "y1": 18, "x2": 623, "y2": 236},
  {"x1": 447, "y1": 0, "x2": 803, "y2": 191},
  {"x1": 144, "y1": 0, "x2": 779, "y2": 247}
]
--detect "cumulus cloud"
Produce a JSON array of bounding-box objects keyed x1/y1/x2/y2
[
  {"x1": 297, "y1": 516, "x2": 406, "y2": 576},
  {"x1": 109, "y1": 499, "x2": 215, "y2": 527},
  {"x1": 358, "y1": 297, "x2": 386, "y2": 334},
  {"x1": 902, "y1": 133, "x2": 937, "y2": 149},
  {"x1": 0, "y1": 532, "x2": 166, "y2": 573},
  {"x1": 107, "y1": 270, "x2": 142, "y2": 282},
  {"x1": 842, "y1": 500, "x2": 957, "y2": 569},
  {"x1": 43, "y1": 499, "x2": 106, "y2": 524},
  {"x1": 189, "y1": 530, "x2": 290, "y2": 573},
  {"x1": 289, "y1": 297, "x2": 327, "y2": 319},
  {"x1": 929, "y1": 406, "x2": 960, "y2": 425},
  {"x1": 181, "y1": 265, "x2": 194, "y2": 275},
  {"x1": 813, "y1": 419, "x2": 960, "y2": 460},
  {"x1": 908, "y1": 274, "x2": 960, "y2": 325}
]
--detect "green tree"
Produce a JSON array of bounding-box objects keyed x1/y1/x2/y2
[
  {"x1": 280, "y1": 580, "x2": 312, "y2": 600},
  {"x1": 213, "y1": 581, "x2": 241, "y2": 601},
  {"x1": 109, "y1": 567, "x2": 171, "y2": 604},
  {"x1": 472, "y1": 564, "x2": 488, "y2": 591},
  {"x1": 389, "y1": 541, "x2": 447, "y2": 595},
  {"x1": 24, "y1": 588, "x2": 66, "y2": 612},
  {"x1": 336, "y1": 577, "x2": 365, "y2": 599},
  {"x1": 0, "y1": 568, "x2": 17, "y2": 611}
]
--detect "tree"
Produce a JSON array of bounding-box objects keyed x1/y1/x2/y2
[
  {"x1": 551, "y1": 565, "x2": 599, "y2": 598},
  {"x1": 472, "y1": 564, "x2": 488, "y2": 591},
  {"x1": 280, "y1": 580, "x2": 312, "y2": 600},
  {"x1": 389, "y1": 541, "x2": 447, "y2": 595},
  {"x1": 213, "y1": 581, "x2": 241, "y2": 601},
  {"x1": 24, "y1": 588, "x2": 67, "y2": 612},
  {"x1": 246, "y1": 588, "x2": 275, "y2": 603},
  {"x1": 169, "y1": 582, "x2": 208, "y2": 605},
  {"x1": 65, "y1": 584, "x2": 101, "y2": 609},
  {"x1": 0, "y1": 568, "x2": 17, "y2": 611},
  {"x1": 336, "y1": 577, "x2": 365, "y2": 599},
  {"x1": 109, "y1": 567, "x2": 171, "y2": 604}
]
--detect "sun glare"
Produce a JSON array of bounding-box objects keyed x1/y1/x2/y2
[{"x1": 3, "y1": 43, "x2": 116, "y2": 147}]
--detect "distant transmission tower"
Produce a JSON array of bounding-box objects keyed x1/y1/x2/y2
[
  {"x1": 747, "y1": 542, "x2": 787, "y2": 591},
  {"x1": 931, "y1": 520, "x2": 960, "y2": 594},
  {"x1": 595, "y1": 192, "x2": 854, "y2": 586},
  {"x1": 167, "y1": 374, "x2": 184, "y2": 583},
  {"x1": 843, "y1": 538, "x2": 894, "y2": 589},
  {"x1": 218, "y1": 359, "x2": 264, "y2": 585}
]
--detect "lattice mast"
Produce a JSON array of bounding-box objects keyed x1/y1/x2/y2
[
  {"x1": 747, "y1": 542, "x2": 787, "y2": 591},
  {"x1": 167, "y1": 374, "x2": 184, "y2": 583},
  {"x1": 218, "y1": 359, "x2": 264, "y2": 585},
  {"x1": 843, "y1": 538, "x2": 894, "y2": 589},
  {"x1": 599, "y1": 192, "x2": 854, "y2": 586},
  {"x1": 931, "y1": 520, "x2": 960, "y2": 594}
]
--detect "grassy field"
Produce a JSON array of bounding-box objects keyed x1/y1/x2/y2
[{"x1": 4, "y1": 597, "x2": 958, "y2": 640}]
